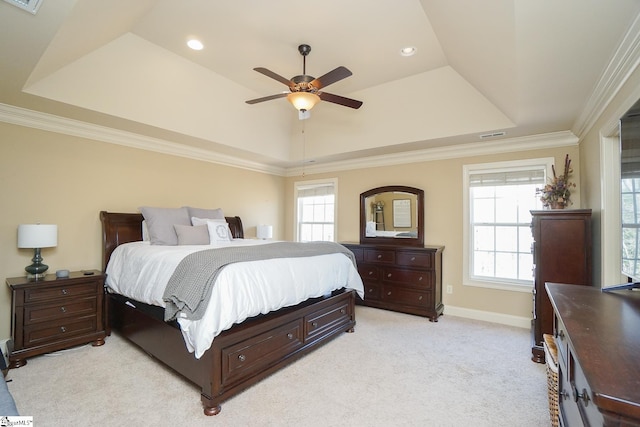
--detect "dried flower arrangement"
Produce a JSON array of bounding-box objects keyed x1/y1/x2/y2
[{"x1": 537, "y1": 154, "x2": 576, "y2": 209}]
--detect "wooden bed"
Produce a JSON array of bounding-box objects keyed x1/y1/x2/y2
[{"x1": 100, "y1": 211, "x2": 356, "y2": 416}]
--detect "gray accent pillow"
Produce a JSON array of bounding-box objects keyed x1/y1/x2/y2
[
  {"x1": 139, "y1": 206, "x2": 191, "y2": 245},
  {"x1": 174, "y1": 224, "x2": 209, "y2": 245},
  {"x1": 184, "y1": 206, "x2": 225, "y2": 221}
]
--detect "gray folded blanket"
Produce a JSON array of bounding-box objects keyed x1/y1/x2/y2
[{"x1": 163, "y1": 241, "x2": 356, "y2": 321}]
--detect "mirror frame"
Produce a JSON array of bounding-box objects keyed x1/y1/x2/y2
[{"x1": 360, "y1": 185, "x2": 424, "y2": 246}]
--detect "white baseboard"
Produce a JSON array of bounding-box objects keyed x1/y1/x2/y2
[{"x1": 443, "y1": 305, "x2": 531, "y2": 329}]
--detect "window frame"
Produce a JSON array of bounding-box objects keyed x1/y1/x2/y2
[
  {"x1": 293, "y1": 178, "x2": 338, "y2": 242},
  {"x1": 463, "y1": 158, "x2": 554, "y2": 293}
]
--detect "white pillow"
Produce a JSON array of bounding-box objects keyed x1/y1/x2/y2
[{"x1": 192, "y1": 217, "x2": 233, "y2": 243}]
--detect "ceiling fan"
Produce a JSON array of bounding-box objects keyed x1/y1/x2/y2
[{"x1": 246, "y1": 44, "x2": 363, "y2": 114}]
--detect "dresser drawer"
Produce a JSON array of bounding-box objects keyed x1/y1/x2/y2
[
  {"x1": 382, "y1": 267, "x2": 433, "y2": 289},
  {"x1": 396, "y1": 251, "x2": 432, "y2": 268},
  {"x1": 364, "y1": 249, "x2": 395, "y2": 264},
  {"x1": 305, "y1": 298, "x2": 352, "y2": 342},
  {"x1": 24, "y1": 296, "x2": 97, "y2": 325},
  {"x1": 554, "y1": 315, "x2": 568, "y2": 366},
  {"x1": 23, "y1": 316, "x2": 97, "y2": 347},
  {"x1": 362, "y1": 281, "x2": 382, "y2": 300},
  {"x1": 23, "y1": 281, "x2": 99, "y2": 304},
  {"x1": 221, "y1": 320, "x2": 303, "y2": 386},
  {"x1": 357, "y1": 264, "x2": 380, "y2": 280},
  {"x1": 382, "y1": 285, "x2": 431, "y2": 308}
]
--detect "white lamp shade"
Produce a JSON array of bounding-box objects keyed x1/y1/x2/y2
[
  {"x1": 287, "y1": 92, "x2": 320, "y2": 111},
  {"x1": 257, "y1": 224, "x2": 273, "y2": 239},
  {"x1": 18, "y1": 224, "x2": 58, "y2": 248}
]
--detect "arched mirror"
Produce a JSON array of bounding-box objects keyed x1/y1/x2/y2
[{"x1": 360, "y1": 185, "x2": 424, "y2": 246}]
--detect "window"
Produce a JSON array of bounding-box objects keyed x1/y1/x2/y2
[
  {"x1": 463, "y1": 158, "x2": 552, "y2": 292},
  {"x1": 294, "y1": 179, "x2": 337, "y2": 242},
  {"x1": 621, "y1": 176, "x2": 640, "y2": 278}
]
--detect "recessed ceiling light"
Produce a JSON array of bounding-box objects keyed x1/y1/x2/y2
[
  {"x1": 187, "y1": 39, "x2": 204, "y2": 51},
  {"x1": 400, "y1": 46, "x2": 417, "y2": 57}
]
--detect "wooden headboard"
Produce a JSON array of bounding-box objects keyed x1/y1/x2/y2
[{"x1": 99, "y1": 211, "x2": 245, "y2": 272}]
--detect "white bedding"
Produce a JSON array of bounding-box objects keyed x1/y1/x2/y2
[{"x1": 105, "y1": 239, "x2": 364, "y2": 358}]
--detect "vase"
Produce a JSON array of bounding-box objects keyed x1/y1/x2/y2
[{"x1": 549, "y1": 201, "x2": 565, "y2": 209}]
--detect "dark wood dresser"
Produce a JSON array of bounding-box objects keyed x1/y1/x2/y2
[
  {"x1": 7, "y1": 270, "x2": 106, "y2": 368},
  {"x1": 546, "y1": 283, "x2": 640, "y2": 426},
  {"x1": 342, "y1": 243, "x2": 444, "y2": 321},
  {"x1": 531, "y1": 209, "x2": 592, "y2": 363}
]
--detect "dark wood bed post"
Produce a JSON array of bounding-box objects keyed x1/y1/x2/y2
[{"x1": 100, "y1": 211, "x2": 356, "y2": 416}]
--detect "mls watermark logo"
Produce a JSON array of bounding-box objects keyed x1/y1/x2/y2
[{"x1": 0, "y1": 416, "x2": 33, "y2": 426}]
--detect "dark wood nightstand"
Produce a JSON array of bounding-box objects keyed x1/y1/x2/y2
[{"x1": 6, "y1": 270, "x2": 106, "y2": 368}]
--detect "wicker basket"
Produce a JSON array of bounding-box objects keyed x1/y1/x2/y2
[{"x1": 543, "y1": 333, "x2": 559, "y2": 427}]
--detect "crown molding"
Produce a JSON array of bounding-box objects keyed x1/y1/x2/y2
[
  {"x1": 285, "y1": 131, "x2": 578, "y2": 177},
  {"x1": 573, "y1": 13, "x2": 640, "y2": 139},
  {"x1": 0, "y1": 102, "x2": 286, "y2": 176},
  {"x1": 0, "y1": 102, "x2": 577, "y2": 178}
]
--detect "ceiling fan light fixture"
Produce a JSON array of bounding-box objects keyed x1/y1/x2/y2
[{"x1": 287, "y1": 92, "x2": 320, "y2": 111}]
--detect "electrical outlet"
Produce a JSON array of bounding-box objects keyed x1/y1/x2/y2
[{"x1": 446, "y1": 285, "x2": 453, "y2": 294}]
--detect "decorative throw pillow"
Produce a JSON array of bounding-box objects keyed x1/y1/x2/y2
[
  {"x1": 139, "y1": 206, "x2": 191, "y2": 245},
  {"x1": 192, "y1": 217, "x2": 233, "y2": 243},
  {"x1": 185, "y1": 207, "x2": 225, "y2": 221},
  {"x1": 174, "y1": 224, "x2": 209, "y2": 245},
  {"x1": 206, "y1": 220, "x2": 233, "y2": 243}
]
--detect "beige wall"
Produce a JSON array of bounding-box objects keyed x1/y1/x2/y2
[
  {"x1": 285, "y1": 146, "x2": 580, "y2": 321},
  {"x1": 0, "y1": 122, "x2": 285, "y2": 339}
]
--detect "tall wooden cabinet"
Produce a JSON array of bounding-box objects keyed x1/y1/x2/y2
[{"x1": 530, "y1": 209, "x2": 592, "y2": 363}]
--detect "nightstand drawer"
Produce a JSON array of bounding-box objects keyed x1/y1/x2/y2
[
  {"x1": 24, "y1": 296, "x2": 97, "y2": 325},
  {"x1": 23, "y1": 281, "x2": 99, "y2": 303},
  {"x1": 23, "y1": 316, "x2": 97, "y2": 347}
]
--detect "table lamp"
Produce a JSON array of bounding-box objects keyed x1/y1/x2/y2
[
  {"x1": 257, "y1": 224, "x2": 273, "y2": 240},
  {"x1": 17, "y1": 224, "x2": 58, "y2": 279}
]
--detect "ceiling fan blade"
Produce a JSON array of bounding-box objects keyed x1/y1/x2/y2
[
  {"x1": 253, "y1": 67, "x2": 293, "y2": 87},
  {"x1": 246, "y1": 93, "x2": 288, "y2": 104},
  {"x1": 311, "y1": 66, "x2": 352, "y2": 90},
  {"x1": 318, "y1": 92, "x2": 363, "y2": 109}
]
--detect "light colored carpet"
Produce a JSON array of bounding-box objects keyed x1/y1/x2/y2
[{"x1": 6, "y1": 306, "x2": 548, "y2": 426}]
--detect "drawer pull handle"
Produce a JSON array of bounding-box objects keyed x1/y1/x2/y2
[
  {"x1": 287, "y1": 333, "x2": 293, "y2": 340},
  {"x1": 61, "y1": 289, "x2": 68, "y2": 295},
  {"x1": 60, "y1": 306, "x2": 66, "y2": 313},
  {"x1": 574, "y1": 388, "x2": 590, "y2": 406},
  {"x1": 410, "y1": 256, "x2": 416, "y2": 261},
  {"x1": 377, "y1": 254, "x2": 382, "y2": 259},
  {"x1": 368, "y1": 271, "x2": 374, "y2": 276},
  {"x1": 312, "y1": 322, "x2": 318, "y2": 328},
  {"x1": 387, "y1": 291, "x2": 392, "y2": 296},
  {"x1": 238, "y1": 354, "x2": 246, "y2": 362},
  {"x1": 340, "y1": 309, "x2": 345, "y2": 314},
  {"x1": 561, "y1": 390, "x2": 570, "y2": 401},
  {"x1": 418, "y1": 276, "x2": 423, "y2": 281},
  {"x1": 368, "y1": 288, "x2": 374, "y2": 293},
  {"x1": 418, "y1": 296, "x2": 423, "y2": 300},
  {"x1": 558, "y1": 330, "x2": 565, "y2": 340},
  {"x1": 60, "y1": 326, "x2": 67, "y2": 333},
  {"x1": 387, "y1": 273, "x2": 392, "y2": 278}
]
